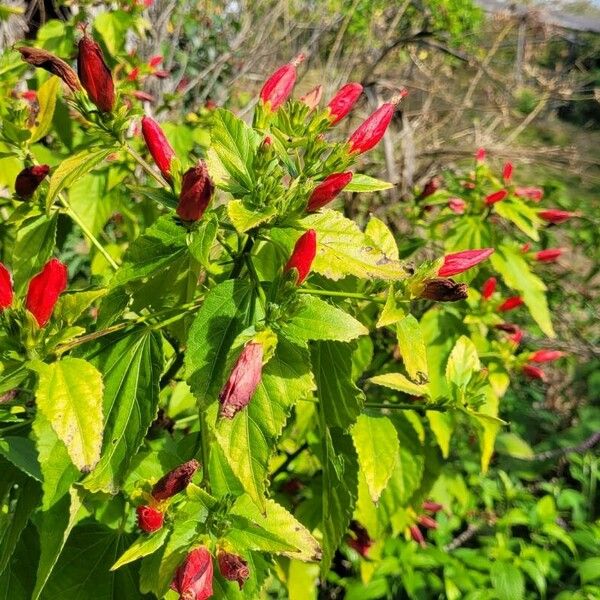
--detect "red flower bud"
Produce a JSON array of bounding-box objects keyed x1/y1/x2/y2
[
  {"x1": 348, "y1": 101, "x2": 396, "y2": 154},
  {"x1": 535, "y1": 248, "x2": 564, "y2": 263},
  {"x1": 259, "y1": 54, "x2": 304, "y2": 111},
  {"x1": 448, "y1": 197, "x2": 466, "y2": 214},
  {"x1": 149, "y1": 55, "x2": 163, "y2": 68},
  {"x1": 284, "y1": 229, "x2": 317, "y2": 285},
  {"x1": 219, "y1": 342, "x2": 264, "y2": 419},
  {"x1": 171, "y1": 547, "x2": 213, "y2": 600},
  {"x1": 177, "y1": 161, "x2": 214, "y2": 222},
  {"x1": 15, "y1": 164, "x2": 50, "y2": 198},
  {"x1": 77, "y1": 34, "x2": 115, "y2": 112},
  {"x1": 152, "y1": 69, "x2": 169, "y2": 79},
  {"x1": 217, "y1": 551, "x2": 250, "y2": 589},
  {"x1": 422, "y1": 501, "x2": 443, "y2": 513},
  {"x1": 128, "y1": 67, "x2": 140, "y2": 81},
  {"x1": 141, "y1": 116, "x2": 176, "y2": 180},
  {"x1": 438, "y1": 248, "x2": 494, "y2": 277},
  {"x1": 419, "y1": 278, "x2": 468, "y2": 302},
  {"x1": 418, "y1": 515, "x2": 438, "y2": 530},
  {"x1": 510, "y1": 329, "x2": 524, "y2": 345},
  {"x1": 18, "y1": 47, "x2": 81, "y2": 93},
  {"x1": 409, "y1": 525, "x2": 426, "y2": 548},
  {"x1": 25, "y1": 258, "x2": 68, "y2": 327},
  {"x1": 300, "y1": 85, "x2": 323, "y2": 110},
  {"x1": 485, "y1": 189, "x2": 508, "y2": 205},
  {"x1": 498, "y1": 296, "x2": 524, "y2": 312},
  {"x1": 307, "y1": 172, "x2": 353, "y2": 212},
  {"x1": 136, "y1": 505, "x2": 164, "y2": 533},
  {"x1": 152, "y1": 459, "x2": 200, "y2": 501},
  {"x1": 133, "y1": 90, "x2": 155, "y2": 103},
  {"x1": 522, "y1": 364, "x2": 545, "y2": 381},
  {"x1": 475, "y1": 147, "x2": 486, "y2": 162},
  {"x1": 495, "y1": 322, "x2": 520, "y2": 334},
  {"x1": 0, "y1": 263, "x2": 13, "y2": 310},
  {"x1": 481, "y1": 276, "x2": 497, "y2": 300},
  {"x1": 528, "y1": 349, "x2": 565, "y2": 363},
  {"x1": 347, "y1": 521, "x2": 373, "y2": 557},
  {"x1": 502, "y1": 162, "x2": 513, "y2": 182},
  {"x1": 419, "y1": 176, "x2": 441, "y2": 200},
  {"x1": 538, "y1": 209, "x2": 577, "y2": 224},
  {"x1": 327, "y1": 82, "x2": 363, "y2": 125},
  {"x1": 20, "y1": 90, "x2": 38, "y2": 102},
  {"x1": 521, "y1": 243, "x2": 531, "y2": 253},
  {"x1": 515, "y1": 186, "x2": 543, "y2": 201}
]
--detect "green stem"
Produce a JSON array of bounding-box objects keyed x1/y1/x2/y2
[
  {"x1": 58, "y1": 195, "x2": 119, "y2": 270},
  {"x1": 230, "y1": 235, "x2": 255, "y2": 279},
  {"x1": 245, "y1": 255, "x2": 267, "y2": 310},
  {"x1": 364, "y1": 402, "x2": 448, "y2": 412},
  {"x1": 123, "y1": 143, "x2": 169, "y2": 188},
  {"x1": 298, "y1": 288, "x2": 386, "y2": 304}
]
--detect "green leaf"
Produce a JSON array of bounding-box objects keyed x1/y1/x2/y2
[
  {"x1": 352, "y1": 415, "x2": 399, "y2": 503},
  {"x1": 365, "y1": 216, "x2": 399, "y2": 261},
  {"x1": 579, "y1": 557, "x2": 600, "y2": 584},
  {"x1": 30, "y1": 76, "x2": 60, "y2": 143},
  {"x1": 298, "y1": 210, "x2": 407, "y2": 281},
  {"x1": 368, "y1": 372, "x2": 430, "y2": 397},
  {"x1": 495, "y1": 432, "x2": 534, "y2": 459},
  {"x1": 0, "y1": 436, "x2": 42, "y2": 481},
  {"x1": 491, "y1": 562, "x2": 525, "y2": 600},
  {"x1": 396, "y1": 315, "x2": 428, "y2": 383},
  {"x1": 494, "y1": 197, "x2": 540, "y2": 241},
  {"x1": 93, "y1": 10, "x2": 134, "y2": 56},
  {"x1": 210, "y1": 337, "x2": 315, "y2": 510},
  {"x1": 311, "y1": 341, "x2": 364, "y2": 429},
  {"x1": 54, "y1": 289, "x2": 107, "y2": 326},
  {"x1": 111, "y1": 528, "x2": 169, "y2": 571},
  {"x1": 282, "y1": 295, "x2": 368, "y2": 344},
  {"x1": 187, "y1": 214, "x2": 218, "y2": 268},
  {"x1": 227, "y1": 200, "x2": 276, "y2": 233},
  {"x1": 45, "y1": 148, "x2": 112, "y2": 210},
  {"x1": 376, "y1": 286, "x2": 405, "y2": 328},
  {"x1": 82, "y1": 329, "x2": 163, "y2": 493},
  {"x1": 185, "y1": 280, "x2": 253, "y2": 406},
  {"x1": 344, "y1": 173, "x2": 394, "y2": 193},
  {"x1": 32, "y1": 357, "x2": 104, "y2": 472},
  {"x1": 475, "y1": 387, "x2": 501, "y2": 473},
  {"x1": 0, "y1": 524, "x2": 39, "y2": 600},
  {"x1": 445, "y1": 335, "x2": 480, "y2": 389}
]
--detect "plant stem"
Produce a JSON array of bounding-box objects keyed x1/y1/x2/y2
[
  {"x1": 298, "y1": 288, "x2": 386, "y2": 304},
  {"x1": 123, "y1": 143, "x2": 169, "y2": 188},
  {"x1": 364, "y1": 402, "x2": 448, "y2": 412},
  {"x1": 230, "y1": 235, "x2": 255, "y2": 279}
]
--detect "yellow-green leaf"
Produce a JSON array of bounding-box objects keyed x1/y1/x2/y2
[
  {"x1": 396, "y1": 315, "x2": 428, "y2": 382},
  {"x1": 30, "y1": 76, "x2": 60, "y2": 143},
  {"x1": 369, "y1": 372, "x2": 429, "y2": 397}
]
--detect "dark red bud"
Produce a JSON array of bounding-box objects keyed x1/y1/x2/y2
[
  {"x1": 217, "y1": 551, "x2": 250, "y2": 589},
  {"x1": 151, "y1": 459, "x2": 200, "y2": 501},
  {"x1": 307, "y1": 172, "x2": 352, "y2": 212},
  {"x1": 419, "y1": 176, "x2": 441, "y2": 200},
  {"x1": 136, "y1": 505, "x2": 164, "y2": 533},
  {"x1": 284, "y1": 229, "x2": 317, "y2": 285},
  {"x1": 422, "y1": 501, "x2": 443, "y2": 513},
  {"x1": 0, "y1": 263, "x2": 13, "y2": 310},
  {"x1": 535, "y1": 248, "x2": 564, "y2": 262},
  {"x1": 25, "y1": 258, "x2": 68, "y2": 327},
  {"x1": 327, "y1": 82, "x2": 363, "y2": 125},
  {"x1": 481, "y1": 276, "x2": 497, "y2": 300},
  {"x1": 438, "y1": 248, "x2": 494, "y2": 277},
  {"x1": 347, "y1": 521, "x2": 373, "y2": 557},
  {"x1": 409, "y1": 525, "x2": 426, "y2": 548},
  {"x1": 77, "y1": 34, "x2": 115, "y2": 112},
  {"x1": 177, "y1": 161, "x2": 214, "y2": 222},
  {"x1": 495, "y1": 322, "x2": 520, "y2": 334},
  {"x1": 522, "y1": 364, "x2": 545, "y2": 381},
  {"x1": 418, "y1": 515, "x2": 438, "y2": 530},
  {"x1": 498, "y1": 296, "x2": 524, "y2": 312},
  {"x1": 141, "y1": 116, "x2": 176, "y2": 180},
  {"x1": 15, "y1": 164, "x2": 50, "y2": 198},
  {"x1": 419, "y1": 278, "x2": 468, "y2": 302},
  {"x1": 170, "y1": 547, "x2": 213, "y2": 600},
  {"x1": 132, "y1": 90, "x2": 155, "y2": 102},
  {"x1": 18, "y1": 47, "x2": 81, "y2": 92}
]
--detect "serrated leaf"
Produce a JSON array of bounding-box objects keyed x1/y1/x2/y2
[
  {"x1": 187, "y1": 214, "x2": 218, "y2": 268},
  {"x1": 494, "y1": 197, "x2": 540, "y2": 241},
  {"x1": 282, "y1": 295, "x2": 368, "y2": 344},
  {"x1": 227, "y1": 200, "x2": 276, "y2": 233},
  {"x1": 0, "y1": 437, "x2": 42, "y2": 481},
  {"x1": 344, "y1": 173, "x2": 394, "y2": 193},
  {"x1": 32, "y1": 358, "x2": 104, "y2": 472},
  {"x1": 30, "y1": 76, "x2": 59, "y2": 143},
  {"x1": 495, "y1": 432, "x2": 534, "y2": 459},
  {"x1": 352, "y1": 415, "x2": 399, "y2": 503},
  {"x1": 475, "y1": 387, "x2": 501, "y2": 472},
  {"x1": 54, "y1": 289, "x2": 107, "y2": 325},
  {"x1": 376, "y1": 286, "x2": 405, "y2": 328},
  {"x1": 445, "y1": 335, "x2": 480, "y2": 389},
  {"x1": 365, "y1": 216, "x2": 399, "y2": 261},
  {"x1": 111, "y1": 528, "x2": 169, "y2": 571},
  {"x1": 396, "y1": 315, "x2": 428, "y2": 383},
  {"x1": 368, "y1": 372, "x2": 429, "y2": 397},
  {"x1": 311, "y1": 341, "x2": 364, "y2": 430},
  {"x1": 491, "y1": 562, "x2": 525, "y2": 600}
]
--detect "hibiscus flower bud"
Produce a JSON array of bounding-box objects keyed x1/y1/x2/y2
[
  {"x1": 18, "y1": 47, "x2": 81, "y2": 92},
  {"x1": 259, "y1": 54, "x2": 305, "y2": 111},
  {"x1": 538, "y1": 209, "x2": 577, "y2": 224},
  {"x1": 485, "y1": 189, "x2": 508, "y2": 205},
  {"x1": 217, "y1": 551, "x2": 250, "y2": 589},
  {"x1": 422, "y1": 501, "x2": 443, "y2": 513},
  {"x1": 409, "y1": 525, "x2": 426, "y2": 548},
  {"x1": 419, "y1": 278, "x2": 468, "y2": 302},
  {"x1": 171, "y1": 547, "x2": 213, "y2": 600},
  {"x1": 475, "y1": 147, "x2": 486, "y2": 162},
  {"x1": 522, "y1": 364, "x2": 545, "y2": 381},
  {"x1": 177, "y1": 161, "x2": 214, "y2": 222},
  {"x1": 25, "y1": 258, "x2": 68, "y2": 327},
  {"x1": 438, "y1": 248, "x2": 494, "y2": 277},
  {"x1": 481, "y1": 276, "x2": 497, "y2": 300},
  {"x1": 528, "y1": 349, "x2": 565, "y2": 363},
  {"x1": 15, "y1": 164, "x2": 50, "y2": 198},
  {"x1": 521, "y1": 243, "x2": 531, "y2": 253},
  {"x1": 284, "y1": 229, "x2": 317, "y2": 285},
  {"x1": 307, "y1": 172, "x2": 353, "y2": 212},
  {"x1": 133, "y1": 90, "x2": 155, "y2": 103},
  {"x1": 219, "y1": 342, "x2": 264, "y2": 419},
  {"x1": 152, "y1": 459, "x2": 200, "y2": 501},
  {"x1": 300, "y1": 85, "x2": 323, "y2": 110},
  {"x1": 510, "y1": 329, "x2": 524, "y2": 345},
  {"x1": 136, "y1": 505, "x2": 164, "y2": 533},
  {"x1": 77, "y1": 33, "x2": 115, "y2": 112},
  {"x1": 448, "y1": 198, "x2": 466, "y2": 214},
  {"x1": 418, "y1": 515, "x2": 438, "y2": 530},
  {"x1": 515, "y1": 186, "x2": 543, "y2": 201},
  {"x1": 347, "y1": 521, "x2": 373, "y2": 557},
  {"x1": 502, "y1": 162, "x2": 513, "y2": 182},
  {"x1": 326, "y1": 82, "x2": 363, "y2": 125},
  {"x1": 418, "y1": 176, "x2": 441, "y2": 200},
  {"x1": 535, "y1": 248, "x2": 564, "y2": 263},
  {"x1": 149, "y1": 55, "x2": 163, "y2": 68},
  {"x1": 141, "y1": 116, "x2": 176, "y2": 180},
  {"x1": 0, "y1": 263, "x2": 13, "y2": 310},
  {"x1": 498, "y1": 296, "x2": 524, "y2": 312}
]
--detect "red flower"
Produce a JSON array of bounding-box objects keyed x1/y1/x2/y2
[
  {"x1": 535, "y1": 248, "x2": 564, "y2": 263},
  {"x1": 409, "y1": 525, "x2": 426, "y2": 548},
  {"x1": 502, "y1": 162, "x2": 513, "y2": 182},
  {"x1": 300, "y1": 85, "x2": 323, "y2": 110},
  {"x1": 348, "y1": 97, "x2": 402, "y2": 154},
  {"x1": 15, "y1": 164, "x2": 50, "y2": 198},
  {"x1": 481, "y1": 276, "x2": 497, "y2": 300},
  {"x1": 498, "y1": 296, "x2": 524, "y2": 312},
  {"x1": 219, "y1": 342, "x2": 264, "y2": 419},
  {"x1": 77, "y1": 33, "x2": 115, "y2": 112},
  {"x1": 485, "y1": 189, "x2": 508, "y2": 205},
  {"x1": 217, "y1": 551, "x2": 250, "y2": 589},
  {"x1": 136, "y1": 505, "x2": 164, "y2": 533},
  {"x1": 25, "y1": 258, "x2": 68, "y2": 327},
  {"x1": 515, "y1": 186, "x2": 543, "y2": 201},
  {"x1": 522, "y1": 364, "x2": 545, "y2": 381},
  {"x1": 422, "y1": 501, "x2": 443, "y2": 513},
  {"x1": 475, "y1": 147, "x2": 486, "y2": 162},
  {"x1": 448, "y1": 197, "x2": 466, "y2": 214},
  {"x1": 152, "y1": 459, "x2": 200, "y2": 501},
  {"x1": 141, "y1": 116, "x2": 176, "y2": 180},
  {"x1": 418, "y1": 515, "x2": 438, "y2": 530},
  {"x1": 529, "y1": 349, "x2": 565, "y2": 363},
  {"x1": 327, "y1": 82, "x2": 363, "y2": 125},
  {"x1": 177, "y1": 161, "x2": 214, "y2": 221},
  {"x1": 538, "y1": 209, "x2": 577, "y2": 224},
  {"x1": 0, "y1": 263, "x2": 13, "y2": 309},
  {"x1": 171, "y1": 547, "x2": 213, "y2": 600},
  {"x1": 259, "y1": 54, "x2": 304, "y2": 111},
  {"x1": 347, "y1": 521, "x2": 373, "y2": 557},
  {"x1": 438, "y1": 248, "x2": 494, "y2": 277},
  {"x1": 307, "y1": 172, "x2": 353, "y2": 212},
  {"x1": 284, "y1": 229, "x2": 317, "y2": 284}
]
